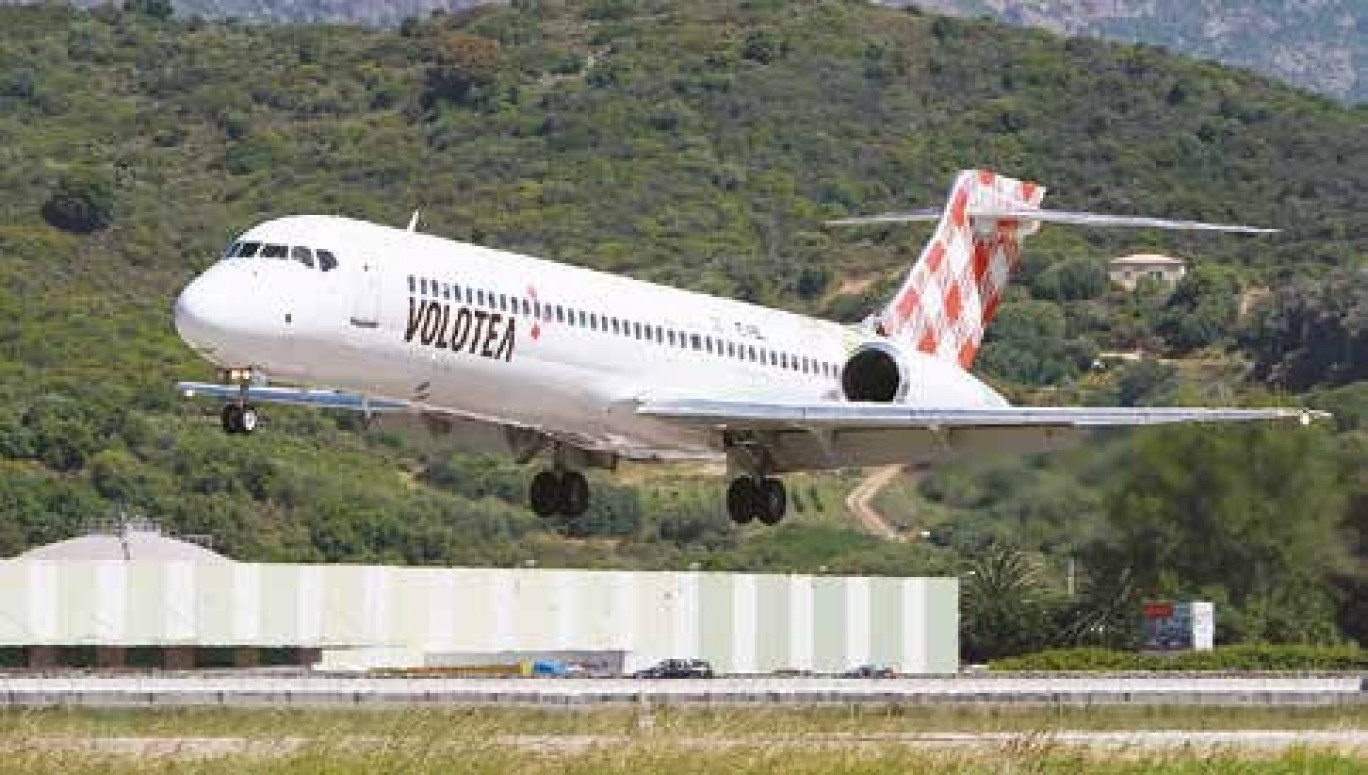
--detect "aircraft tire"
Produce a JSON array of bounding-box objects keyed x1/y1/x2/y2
[
  {"x1": 221, "y1": 404, "x2": 243, "y2": 435},
  {"x1": 529, "y1": 471, "x2": 562, "y2": 518},
  {"x1": 758, "y1": 478, "x2": 786, "y2": 526},
  {"x1": 561, "y1": 471, "x2": 590, "y2": 518},
  {"x1": 726, "y1": 478, "x2": 759, "y2": 524}
]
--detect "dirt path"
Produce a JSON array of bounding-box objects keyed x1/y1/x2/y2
[{"x1": 844, "y1": 465, "x2": 905, "y2": 541}]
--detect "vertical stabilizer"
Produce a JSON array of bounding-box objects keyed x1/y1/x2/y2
[{"x1": 879, "y1": 170, "x2": 1045, "y2": 368}]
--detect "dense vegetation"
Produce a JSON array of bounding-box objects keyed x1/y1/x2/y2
[
  {"x1": 0, "y1": 1, "x2": 1364, "y2": 655},
  {"x1": 992, "y1": 644, "x2": 1368, "y2": 672}
]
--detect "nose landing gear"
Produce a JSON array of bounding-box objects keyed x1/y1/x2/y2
[
  {"x1": 220, "y1": 403, "x2": 259, "y2": 435},
  {"x1": 218, "y1": 367, "x2": 259, "y2": 435},
  {"x1": 529, "y1": 469, "x2": 590, "y2": 519}
]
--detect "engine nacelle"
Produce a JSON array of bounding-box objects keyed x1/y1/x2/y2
[{"x1": 840, "y1": 340, "x2": 911, "y2": 403}]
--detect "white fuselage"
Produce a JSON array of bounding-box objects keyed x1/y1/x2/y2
[{"x1": 173, "y1": 216, "x2": 1007, "y2": 459}]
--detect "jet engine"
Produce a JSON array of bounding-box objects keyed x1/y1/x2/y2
[{"x1": 840, "y1": 340, "x2": 911, "y2": 403}]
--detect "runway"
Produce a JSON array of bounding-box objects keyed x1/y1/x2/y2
[{"x1": 0, "y1": 675, "x2": 1362, "y2": 707}]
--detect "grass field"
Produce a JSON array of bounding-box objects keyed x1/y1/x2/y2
[{"x1": 0, "y1": 707, "x2": 1367, "y2": 773}]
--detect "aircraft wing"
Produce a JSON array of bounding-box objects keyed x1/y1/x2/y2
[
  {"x1": 638, "y1": 399, "x2": 1321, "y2": 429},
  {"x1": 637, "y1": 399, "x2": 1325, "y2": 472},
  {"x1": 176, "y1": 382, "x2": 411, "y2": 412}
]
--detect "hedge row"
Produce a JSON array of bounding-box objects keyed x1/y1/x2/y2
[{"x1": 990, "y1": 646, "x2": 1368, "y2": 672}]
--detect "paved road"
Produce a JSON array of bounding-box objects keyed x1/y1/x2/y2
[{"x1": 0, "y1": 675, "x2": 1361, "y2": 707}]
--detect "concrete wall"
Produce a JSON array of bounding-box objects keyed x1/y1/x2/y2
[{"x1": 0, "y1": 562, "x2": 958, "y2": 674}]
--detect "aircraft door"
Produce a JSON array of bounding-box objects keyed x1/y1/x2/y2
[{"x1": 349, "y1": 261, "x2": 381, "y2": 331}]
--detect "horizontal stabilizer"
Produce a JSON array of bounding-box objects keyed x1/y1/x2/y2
[{"x1": 829, "y1": 208, "x2": 1277, "y2": 233}]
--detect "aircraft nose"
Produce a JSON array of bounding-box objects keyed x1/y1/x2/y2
[{"x1": 174, "y1": 272, "x2": 235, "y2": 354}]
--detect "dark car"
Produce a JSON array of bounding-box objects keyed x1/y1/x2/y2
[
  {"x1": 632, "y1": 658, "x2": 714, "y2": 678},
  {"x1": 840, "y1": 665, "x2": 896, "y2": 678}
]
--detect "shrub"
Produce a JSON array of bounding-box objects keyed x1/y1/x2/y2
[
  {"x1": 41, "y1": 169, "x2": 115, "y2": 234},
  {"x1": 991, "y1": 645, "x2": 1368, "y2": 672}
]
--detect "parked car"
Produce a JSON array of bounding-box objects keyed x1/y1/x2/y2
[
  {"x1": 632, "y1": 658, "x2": 714, "y2": 678},
  {"x1": 839, "y1": 665, "x2": 896, "y2": 678}
]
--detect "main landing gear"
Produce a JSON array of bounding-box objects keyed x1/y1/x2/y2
[
  {"x1": 727, "y1": 476, "x2": 787, "y2": 526},
  {"x1": 529, "y1": 469, "x2": 590, "y2": 519}
]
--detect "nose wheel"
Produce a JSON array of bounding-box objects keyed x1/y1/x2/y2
[
  {"x1": 529, "y1": 470, "x2": 590, "y2": 519},
  {"x1": 727, "y1": 476, "x2": 786, "y2": 525},
  {"x1": 221, "y1": 403, "x2": 259, "y2": 435}
]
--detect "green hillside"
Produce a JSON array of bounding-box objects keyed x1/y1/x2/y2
[{"x1": 0, "y1": 0, "x2": 1365, "y2": 650}]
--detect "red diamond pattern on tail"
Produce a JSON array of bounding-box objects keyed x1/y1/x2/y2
[{"x1": 880, "y1": 170, "x2": 1046, "y2": 370}]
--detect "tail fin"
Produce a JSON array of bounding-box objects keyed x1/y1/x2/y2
[{"x1": 879, "y1": 170, "x2": 1044, "y2": 369}]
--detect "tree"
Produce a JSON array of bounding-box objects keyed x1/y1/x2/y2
[
  {"x1": 1093, "y1": 425, "x2": 1347, "y2": 644},
  {"x1": 1155, "y1": 264, "x2": 1240, "y2": 353},
  {"x1": 425, "y1": 32, "x2": 501, "y2": 108},
  {"x1": 1030, "y1": 257, "x2": 1108, "y2": 301},
  {"x1": 124, "y1": 0, "x2": 172, "y2": 20},
  {"x1": 961, "y1": 543, "x2": 1056, "y2": 661},
  {"x1": 1244, "y1": 269, "x2": 1368, "y2": 390},
  {"x1": 41, "y1": 169, "x2": 114, "y2": 234}
]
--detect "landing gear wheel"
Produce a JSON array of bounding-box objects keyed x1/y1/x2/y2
[
  {"x1": 758, "y1": 477, "x2": 787, "y2": 526},
  {"x1": 529, "y1": 471, "x2": 562, "y2": 518},
  {"x1": 221, "y1": 404, "x2": 241, "y2": 435},
  {"x1": 560, "y1": 471, "x2": 590, "y2": 518},
  {"x1": 239, "y1": 405, "x2": 259, "y2": 434},
  {"x1": 726, "y1": 478, "x2": 759, "y2": 524}
]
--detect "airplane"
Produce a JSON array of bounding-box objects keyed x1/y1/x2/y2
[{"x1": 173, "y1": 169, "x2": 1322, "y2": 525}]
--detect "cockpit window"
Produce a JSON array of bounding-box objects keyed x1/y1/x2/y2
[
  {"x1": 236, "y1": 242, "x2": 261, "y2": 258},
  {"x1": 260, "y1": 244, "x2": 288, "y2": 259},
  {"x1": 223, "y1": 241, "x2": 240, "y2": 259},
  {"x1": 291, "y1": 246, "x2": 315, "y2": 268},
  {"x1": 317, "y1": 250, "x2": 338, "y2": 272}
]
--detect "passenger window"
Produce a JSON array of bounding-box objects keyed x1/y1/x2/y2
[
  {"x1": 453, "y1": 283, "x2": 462, "y2": 299},
  {"x1": 408, "y1": 276, "x2": 416, "y2": 293},
  {"x1": 421, "y1": 278, "x2": 429, "y2": 295},
  {"x1": 611, "y1": 318, "x2": 619, "y2": 335},
  {"x1": 667, "y1": 330, "x2": 676, "y2": 346},
  {"x1": 291, "y1": 246, "x2": 315, "y2": 268},
  {"x1": 523, "y1": 299, "x2": 532, "y2": 316},
  {"x1": 555, "y1": 306, "x2": 565, "y2": 323},
  {"x1": 443, "y1": 284, "x2": 451, "y2": 300},
  {"x1": 691, "y1": 334, "x2": 702, "y2": 351},
  {"x1": 477, "y1": 289, "x2": 486, "y2": 306},
  {"x1": 260, "y1": 244, "x2": 288, "y2": 259},
  {"x1": 317, "y1": 250, "x2": 338, "y2": 272},
  {"x1": 577, "y1": 310, "x2": 587, "y2": 326},
  {"x1": 633, "y1": 322, "x2": 642, "y2": 339},
  {"x1": 748, "y1": 346, "x2": 757, "y2": 362},
  {"x1": 499, "y1": 293, "x2": 508, "y2": 311}
]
